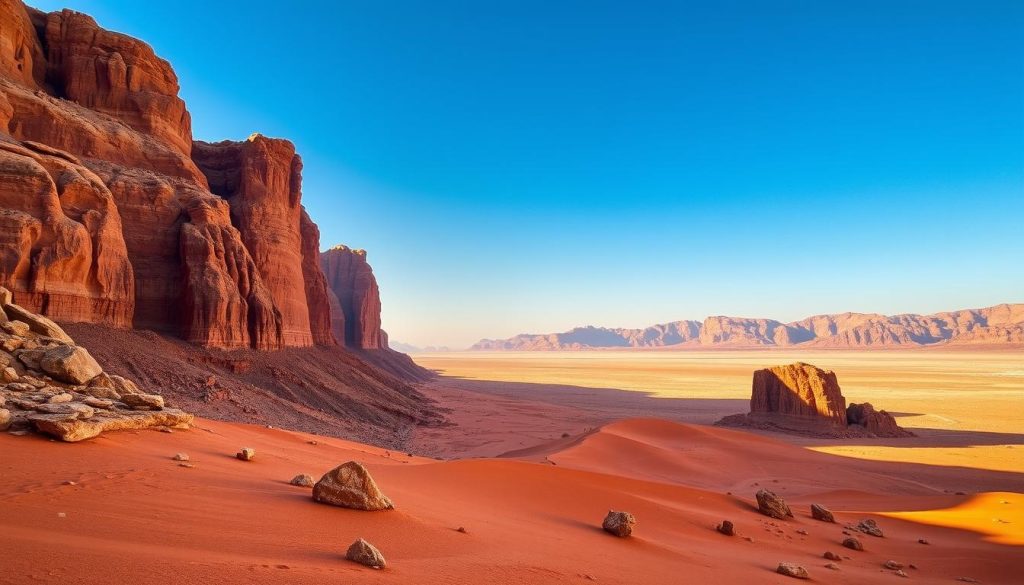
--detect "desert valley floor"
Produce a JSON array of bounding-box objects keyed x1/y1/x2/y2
[{"x1": 2, "y1": 349, "x2": 1022, "y2": 584}]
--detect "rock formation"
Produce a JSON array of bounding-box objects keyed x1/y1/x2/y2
[
  {"x1": 320, "y1": 245, "x2": 385, "y2": 349},
  {"x1": 312, "y1": 461, "x2": 394, "y2": 511},
  {"x1": 0, "y1": 286, "x2": 192, "y2": 441},
  {"x1": 472, "y1": 304, "x2": 1024, "y2": 350},
  {"x1": 0, "y1": 0, "x2": 379, "y2": 351},
  {"x1": 755, "y1": 489, "x2": 793, "y2": 519},
  {"x1": 716, "y1": 362, "x2": 913, "y2": 438}
]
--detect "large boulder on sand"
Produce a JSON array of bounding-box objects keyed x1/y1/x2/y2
[
  {"x1": 38, "y1": 345, "x2": 103, "y2": 384},
  {"x1": 312, "y1": 461, "x2": 394, "y2": 510},
  {"x1": 756, "y1": 489, "x2": 793, "y2": 519},
  {"x1": 602, "y1": 510, "x2": 636, "y2": 537}
]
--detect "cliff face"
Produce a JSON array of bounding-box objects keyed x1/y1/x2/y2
[
  {"x1": 0, "y1": 0, "x2": 345, "y2": 350},
  {"x1": 472, "y1": 304, "x2": 1024, "y2": 350},
  {"x1": 320, "y1": 246, "x2": 384, "y2": 349}
]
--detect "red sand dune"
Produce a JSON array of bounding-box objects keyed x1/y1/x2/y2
[{"x1": 1, "y1": 418, "x2": 1019, "y2": 584}]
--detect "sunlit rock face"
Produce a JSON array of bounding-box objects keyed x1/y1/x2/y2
[
  {"x1": 320, "y1": 245, "x2": 385, "y2": 350},
  {"x1": 0, "y1": 0, "x2": 340, "y2": 350}
]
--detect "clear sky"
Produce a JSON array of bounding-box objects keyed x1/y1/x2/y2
[{"x1": 32, "y1": 1, "x2": 1024, "y2": 348}]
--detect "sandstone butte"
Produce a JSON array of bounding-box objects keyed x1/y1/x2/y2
[
  {"x1": 0, "y1": 0, "x2": 383, "y2": 351},
  {"x1": 716, "y1": 362, "x2": 913, "y2": 438}
]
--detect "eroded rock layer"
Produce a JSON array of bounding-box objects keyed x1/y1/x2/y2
[
  {"x1": 0, "y1": 0, "x2": 344, "y2": 350},
  {"x1": 321, "y1": 245, "x2": 384, "y2": 349}
]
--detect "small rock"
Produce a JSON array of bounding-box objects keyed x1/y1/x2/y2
[
  {"x1": 856, "y1": 518, "x2": 884, "y2": 537},
  {"x1": 842, "y1": 536, "x2": 864, "y2": 551},
  {"x1": 716, "y1": 520, "x2": 735, "y2": 536},
  {"x1": 172, "y1": 453, "x2": 190, "y2": 462},
  {"x1": 345, "y1": 538, "x2": 386, "y2": 569},
  {"x1": 48, "y1": 393, "x2": 74, "y2": 404},
  {"x1": 824, "y1": 551, "x2": 842, "y2": 561},
  {"x1": 289, "y1": 473, "x2": 315, "y2": 487},
  {"x1": 57, "y1": 512, "x2": 66, "y2": 518},
  {"x1": 456, "y1": 526, "x2": 467, "y2": 534},
  {"x1": 776, "y1": 563, "x2": 809, "y2": 579},
  {"x1": 796, "y1": 529, "x2": 808, "y2": 535},
  {"x1": 178, "y1": 463, "x2": 194, "y2": 468},
  {"x1": 307, "y1": 440, "x2": 318, "y2": 445},
  {"x1": 918, "y1": 538, "x2": 930, "y2": 545},
  {"x1": 955, "y1": 578, "x2": 980, "y2": 583},
  {"x1": 756, "y1": 489, "x2": 793, "y2": 519},
  {"x1": 602, "y1": 510, "x2": 636, "y2": 537},
  {"x1": 811, "y1": 503, "x2": 836, "y2": 523},
  {"x1": 895, "y1": 569, "x2": 908, "y2": 578},
  {"x1": 236, "y1": 447, "x2": 255, "y2": 461},
  {"x1": 743, "y1": 536, "x2": 754, "y2": 542},
  {"x1": 63, "y1": 480, "x2": 76, "y2": 486},
  {"x1": 884, "y1": 561, "x2": 905, "y2": 570},
  {"x1": 825, "y1": 562, "x2": 840, "y2": 570}
]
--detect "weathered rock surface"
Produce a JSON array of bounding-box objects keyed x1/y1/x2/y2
[
  {"x1": 236, "y1": 447, "x2": 255, "y2": 461},
  {"x1": 811, "y1": 503, "x2": 836, "y2": 523},
  {"x1": 0, "y1": 0, "x2": 371, "y2": 352},
  {"x1": 717, "y1": 362, "x2": 913, "y2": 438},
  {"x1": 321, "y1": 246, "x2": 385, "y2": 349},
  {"x1": 716, "y1": 520, "x2": 734, "y2": 536},
  {"x1": 756, "y1": 489, "x2": 793, "y2": 519},
  {"x1": 312, "y1": 461, "x2": 394, "y2": 510},
  {"x1": 776, "y1": 563, "x2": 809, "y2": 579},
  {"x1": 0, "y1": 286, "x2": 192, "y2": 441},
  {"x1": 290, "y1": 473, "x2": 315, "y2": 487},
  {"x1": 473, "y1": 304, "x2": 1024, "y2": 349},
  {"x1": 345, "y1": 538, "x2": 386, "y2": 569},
  {"x1": 856, "y1": 518, "x2": 884, "y2": 537},
  {"x1": 601, "y1": 510, "x2": 636, "y2": 537},
  {"x1": 842, "y1": 536, "x2": 864, "y2": 551}
]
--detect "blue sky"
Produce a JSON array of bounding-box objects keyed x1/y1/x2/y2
[{"x1": 32, "y1": 1, "x2": 1024, "y2": 348}]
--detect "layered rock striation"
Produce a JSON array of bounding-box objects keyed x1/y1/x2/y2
[
  {"x1": 0, "y1": 0, "x2": 383, "y2": 351},
  {"x1": 321, "y1": 245, "x2": 385, "y2": 349},
  {"x1": 716, "y1": 362, "x2": 912, "y2": 438}
]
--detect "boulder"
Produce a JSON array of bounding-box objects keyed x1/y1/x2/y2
[
  {"x1": 345, "y1": 538, "x2": 386, "y2": 569},
  {"x1": 847, "y1": 403, "x2": 914, "y2": 438},
  {"x1": 2, "y1": 320, "x2": 29, "y2": 336},
  {"x1": 716, "y1": 520, "x2": 734, "y2": 536},
  {"x1": 776, "y1": 563, "x2": 809, "y2": 579},
  {"x1": 842, "y1": 536, "x2": 864, "y2": 551},
  {"x1": 856, "y1": 518, "x2": 884, "y2": 537},
  {"x1": 3, "y1": 304, "x2": 74, "y2": 343},
  {"x1": 756, "y1": 489, "x2": 793, "y2": 519},
  {"x1": 38, "y1": 345, "x2": 103, "y2": 384},
  {"x1": 290, "y1": 474, "x2": 315, "y2": 487},
  {"x1": 312, "y1": 461, "x2": 393, "y2": 511},
  {"x1": 811, "y1": 503, "x2": 835, "y2": 523},
  {"x1": 602, "y1": 510, "x2": 636, "y2": 537},
  {"x1": 824, "y1": 551, "x2": 842, "y2": 561},
  {"x1": 236, "y1": 447, "x2": 255, "y2": 461}
]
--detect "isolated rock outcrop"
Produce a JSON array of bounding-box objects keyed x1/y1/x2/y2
[
  {"x1": 810, "y1": 503, "x2": 836, "y2": 523},
  {"x1": 321, "y1": 246, "x2": 385, "y2": 349},
  {"x1": 717, "y1": 362, "x2": 913, "y2": 438},
  {"x1": 601, "y1": 510, "x2": 636, "y2": 537},
  {"x1": 0, "y1": 286, "x2": 192, "y2": 441},
  {"x1": 312, "y1": 461, "x2": 394, "y2": 510}
]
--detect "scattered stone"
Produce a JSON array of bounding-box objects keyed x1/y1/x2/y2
[
  {"x1": 456, "y1": 526, "x2": 467, "y2": 534},
  {"x1": 825, "y1": 562, "x2": 840, "y2": 570},
  {"x1": 173, "y1": 453, "x2": 190, "y2": 461},
  {"x1": 955, "y1": 578, "x2": 980, "y2": 583},
  {"x1": 289, "y1": 473, "x2": 315, "y2": 487},
  {"x1": 307, "y1": 440, "x2": 318, "y2": 445},
  {"x1": 842, "y1": 536, "x2": 864, "y2": 551},
  {"x1": 345, "y1": 538, "x2": 386, "y2": 569},
  {"x1": 57, "y1": 512, "x2": 66, "y2": 518},
  {"x1": 857, "y1": 518, "x2": 884, "y2": 537},
  {"x1": 796, "y1": 529, "x2": 808, "y2": 535},
  {"x1": 236, "y1": 447, "x2": 256, "y2": 461},
  {"x1": 895, "y1": 569, "x2": 908, "y2": 578},
  {"x1": 811, "y1": 503, "x2": 836, "y2": 523},
  {"x1": 179, "y1": 463, "x2": 194, "y2": 468},
  {"x1": 38, "y1": 345, "x2": 103, "y2": 385},
  {"x1": 120, "y1": 393, "x2": 165, "y2": 411},
  {"x1": 561, "y1": 432, "x2": 570, "y2": 438},
  {"x1": 884, "y1": 561, "x2": 905, "y2": 570},
  {"x1": 824, "y1": 551, "x2": 842, "y2": 561},
  {"x1": 312, "y1": 461, "x2": 394, "y2": 510},
  {"x1": 602, "y1": 510, "x2": 636, "y2": 537},
  {"x1": 776, "y1": 563, "x2": 809, "y2": 579},
  {"x1": 64, "y1": 480, "x2": 76, "y2": 486},
  {"x1": 756, "y1": 489, "x2": 793, "y2": 519},
  {"x1": 918, "y1": 538, "x2": 930, "y2": 545},
  {"x1": 717, "y1": 520, "x2": 735, "y2": 536}
]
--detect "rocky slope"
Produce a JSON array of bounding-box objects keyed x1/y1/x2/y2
[
  {"x1": 0, "y1": 0, "x2": 389, "y2": 352},
  {"x1": 472, "y1": 304, "x2": 1024, "y2": 350}
]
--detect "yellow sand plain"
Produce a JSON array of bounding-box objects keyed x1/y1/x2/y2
[{"x1": 415, "y1": 350, "x2": 1024, "y2": 473}]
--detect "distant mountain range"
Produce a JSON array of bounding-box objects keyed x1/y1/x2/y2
[{"x1": 471, "y1": 304, "x2": 1024, "y2": 350}]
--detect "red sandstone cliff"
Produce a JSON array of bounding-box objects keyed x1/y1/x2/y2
[
  {"x1": 0, "y1": 0, "x2": 346, "y2": 350},
  {"x1": 320, "y1": 245, "x2": 385, "y2": 349}
]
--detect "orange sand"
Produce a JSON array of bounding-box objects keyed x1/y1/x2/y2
[{"x1": 1, "y1": 418, "x2": 1021, "y2": 584}]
